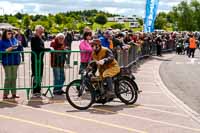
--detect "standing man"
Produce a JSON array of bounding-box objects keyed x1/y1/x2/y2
[
  {"x1": 64, "y1": 29, "x2": 73, "y2": 68},
  {"x1": 50, "y1": 33, "x2": 66, "y2": 95},
  {"x1": 156, "y1": 35, "x2": 162, "y2": 56},
  {"x1": 25, "y1": 26, "x2": 32, "y2": 44},
  {"x1": 188, "y1": 34, "x2": 197, "y2": 58},
  {"x1": 31, "y1": 25, "x2": 51, "y2": 97}
]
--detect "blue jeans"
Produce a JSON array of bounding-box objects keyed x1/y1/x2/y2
[{"x1": 53, "y1": 67, "x2": 65, "y2": 92}]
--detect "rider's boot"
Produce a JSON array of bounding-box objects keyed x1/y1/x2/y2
[{"x1": 105, "y1": 77, "x2": 115, "y2": 98}]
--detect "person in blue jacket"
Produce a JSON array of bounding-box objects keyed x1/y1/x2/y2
[
  {"x1": 99, "y1": 30, "x2": 113, "y2": 48},
  {"x1": 0, "y1": 29, "x2": 22, "y2": 99}
]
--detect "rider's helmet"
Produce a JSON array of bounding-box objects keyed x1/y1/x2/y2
[{"x1": 90, "y1": 38, "x2": 102, "y2": 53}]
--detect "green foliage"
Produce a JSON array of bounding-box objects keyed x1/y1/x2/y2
[
  {"x1": 78, "y1": 23, "x2": 87, "y2": 34},
  {"x1": 55, "y1": 14, "x2": 63, "y2": 24},
  {"x1": 137, "y1": 18, "x2": 143, "y2": 26},
  {"x1": 155, "y1": 12, "x2": 168, "y2": 30},
  {"x1": 15, "y1": 12, "x2": 23, "y2": 20},
  {"x1": 22, "y1": 15, "x2": 31, "y2": 28},
  {"x1": 110, "y1": 23, "x2": 125, "y2": 30},
  {"x1": 94, "y1": 14, "x2": 107, "y2": 26},
  {"x1": 155, "y1": 0, "x2": 200, "y2": 31}
]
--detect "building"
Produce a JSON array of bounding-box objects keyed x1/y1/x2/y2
[
  {"x1": 108, "y1": 16, "x2": 137, "y2": 22},
  {"x1": 107, "y1": 16, "x2": 140, "y2": 28}
]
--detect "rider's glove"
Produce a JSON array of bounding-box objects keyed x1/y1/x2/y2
[{"x1": 97, "y1": 60, "x2": 105, "y2": 65}]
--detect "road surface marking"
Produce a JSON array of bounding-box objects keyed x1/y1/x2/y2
[
  {"x1": 0, "y1": 114, "x2": 76, "y2": 133},
  {"x1": 2, "y1": 101, "x2": 147, "y2": 133},
  {"x1": 133, "y1": 106, "x2": 188, "y2": 118},
  {"x1": 142, "y1": 91, "x2": 163, "y2": 94},
  {"x1": 141, "y1": 104, "x2": 176, "y2": 108},
  {"x1": 92, "y1": 107, "x2": 200, "y2": 132},
  {"x1": 25, "y1": 100, "x2": 178, "y2": 109}
]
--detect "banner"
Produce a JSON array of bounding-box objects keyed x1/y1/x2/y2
[{"x1": 144, "y1": 0, "x2": 159, "y2": 32}]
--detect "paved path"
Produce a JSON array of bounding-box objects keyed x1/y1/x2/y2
[{"x1": 0, "y1": 44, "x2": 200, "y2": 132}]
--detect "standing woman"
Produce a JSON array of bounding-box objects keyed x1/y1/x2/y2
[
  {"x1": 79, "y1": 31, "x2": 93, "y2": 75},
  {"x1": 0, "y1": 29, "x2": 22, "y2": 99}
]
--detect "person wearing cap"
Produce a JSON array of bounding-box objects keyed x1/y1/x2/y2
[
  {"x1": 31, "y1": 25, "x2": 51, "y2": 97},
  {"x1": 91, "y1": 38, "x2": 120, "y2": 97},
  {"x1": 99, "y1": 30, "x2": 113, "y2": 49},
  {"x1": 50, "y1": 33, "x2": 66, "y2": 95}
]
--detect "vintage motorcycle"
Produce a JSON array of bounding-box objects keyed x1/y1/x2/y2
[{"x1": 65, "y1": 61, "x2": 140, "y2": 110}]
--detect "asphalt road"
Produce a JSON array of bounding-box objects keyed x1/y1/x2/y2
[{"x1": 160, "y1": 50, "x2": 200, "y2": 114}]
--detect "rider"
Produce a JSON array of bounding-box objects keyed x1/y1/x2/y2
[{"x1": 90, "y1": 38, "x2": 120, "y2": 97}]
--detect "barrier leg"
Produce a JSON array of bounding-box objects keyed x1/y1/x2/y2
[{"x1": 42, "y1": 87, "x2": 54, "y2": 98}]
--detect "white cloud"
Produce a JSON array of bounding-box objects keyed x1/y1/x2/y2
[
  {"x1": 0, "y1": 0, "x2": 186, "y2": 17},
  {"x1": 0, "y1": 1, "x2": 24, "y2": 15}
]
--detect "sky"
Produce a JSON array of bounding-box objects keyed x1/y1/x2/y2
[{"x1": 0, "y1": 0, "x2": 189, "y2": 17}]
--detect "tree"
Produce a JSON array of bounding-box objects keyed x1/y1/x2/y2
[
  {"x1": 155, "y1": 12, "x2": 167, "y2": 29},
  {"x1": 137, "y1": 18, "x2": 143, "y2": 26},
  {"x1": 94, "y1": 14, "x2": 107, "y2": 26},
  {"x1": 110, "y1": 23, "x2": 125, "y2": 30},
  {"x1": 15, "y1": 12, "x2": 23, "y2": 20},
  {"x1": 191, "y1": 0, "x2": 200, "y2": 30},
  {"x1": 55, "y1": 14, "x2": 63, "y2": 24},
  {"x1": 0, "y1": 16, "x2": 4, "y2": 23},
  {"x1": 22, "y1": 15, "x2": 31, "y2": 28},
  {"x1": 78, "y1": 22, "x2": 87, "y2": 34}
]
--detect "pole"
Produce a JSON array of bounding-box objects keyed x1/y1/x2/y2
[{"x1": 0, "y1": 7, "x2": 4, "y2": 15}]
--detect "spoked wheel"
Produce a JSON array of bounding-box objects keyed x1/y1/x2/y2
[
  {"x1": 66, "y1": 79, "x2": 94, "y2": 110},
  {"x1": 115, "y1": 77, "x2": 138, "y2": 105}
]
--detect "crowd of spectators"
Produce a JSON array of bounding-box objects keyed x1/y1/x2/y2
[{"x1": 1, "y1": 25, "x2": 200, "y2": 99}]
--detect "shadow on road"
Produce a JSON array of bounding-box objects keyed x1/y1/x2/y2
[
  {"x1": 27, "y1": 95, "x2": 65, "y2": 108},
  {"x1": 66, "y1": 102, "x2": 141, "y2": 115},
  {"x1": 0, "y1": 100, "x2": 18, "y2": 108},
  {"x1": 149, "y1": 56, "x2": 172, "y2": 62}
]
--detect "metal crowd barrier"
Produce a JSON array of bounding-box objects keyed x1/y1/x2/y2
[
  {"x1": 0, "y1": 51, "x2": 37, "y2": 99},
  {"x1": 0, "y1": 43, "x2": 175, "y2": 100},
  {"x1": 116, "y1": 42, "x2": 175, "y2": 68},
  {"x1": 39, "y1": 50, "x2": 81, "y2": 97}
]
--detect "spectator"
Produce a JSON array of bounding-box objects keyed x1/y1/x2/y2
[
  {"x1": 15, "y1": 30, "x2": 26, "y2": 62},
  {"x1": 156, "y1": 35, "x2": 162, "y2": 56},
  {"x1": 79, "y1": 31, "x2": 93, "y2": 76},
  {"x1": 0, "y1": 30, "x2": 2, "y2": 61},
  {"x1": 64, "y1": 30, "x2": 73, "y2": 68},
  {"x1": 31, "y1": 25, "x2": 51, "y2": 97},
  {"x1": 16, "y1": 29, "x2": 28, "y2": 47},
  {"x1": 50, "y1": 33, "x2": 66, "y2": 95},
  {"x1": 25, "y1": 26, "x2": 32, "y2": 43},
  {"x1": 0, "y1": 30, "x2": 2, "y2": 40},
  {"x1": 0, "y1": 29, "x2": 22, "y2": 99},
  {"x1": 188, "y1": 34, "x2": 197, "y2": 58},
  {"x1": 99, "y1": 30, "x2": 113, "y2": 49}
]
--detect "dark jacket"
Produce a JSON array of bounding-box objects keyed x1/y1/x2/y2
[
  {"x1": 64, "y1": 32, "x2": 73, "y2": 49},
  {"x1": 50, "y1": 39, "x2": 66, "y2": 67},
  {"x1": 31, "y1": 35, "x2": 50, "y2": 76},
  {"x1": 31, "y1": 35, "x2": 50, "y2": 60}
]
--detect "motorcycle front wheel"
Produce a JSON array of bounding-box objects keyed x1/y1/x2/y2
[{"x1": 66, "y1": 79, "x2": 94, "y2": 110}]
